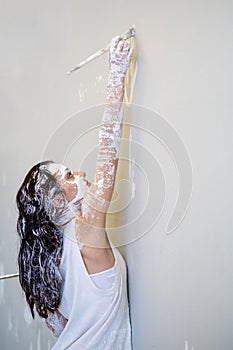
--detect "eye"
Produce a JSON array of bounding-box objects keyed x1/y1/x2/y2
[{"x1": 67, "y1": 170, "x2": 73, "y2": 179}]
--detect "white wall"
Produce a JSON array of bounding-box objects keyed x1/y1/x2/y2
[{"x1": 0, "y1": 1, "x2": 233, "y2": 349}]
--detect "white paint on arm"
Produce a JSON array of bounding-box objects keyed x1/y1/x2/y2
[
  {"x1": 79, "y1": 38, "x2": 133, "y2": 248},
  {"x1": 43, "y1": 310, "x2": 68, "y2": 337},
  {"x1": 91, "y1": 38, "x2": 134, "y2": 204}
]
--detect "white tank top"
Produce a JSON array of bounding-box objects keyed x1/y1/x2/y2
[
  {"x1": 90, "y1": 265, "x2": 116, "y2": 289},
  {"x1": 52, "y1": 219, "x2": 132, "y2": 350}
]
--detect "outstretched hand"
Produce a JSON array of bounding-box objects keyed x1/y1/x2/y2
[{"x1": 109, "y1": 36, "x2": 134, "y2": 77}]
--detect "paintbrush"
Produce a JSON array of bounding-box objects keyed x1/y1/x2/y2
[{"x1": 67, "y1": 25, "x2": 136, "y2": 75}]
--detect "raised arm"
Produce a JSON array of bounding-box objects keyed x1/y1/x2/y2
[
  {"x1": 96, "y1": 38, "x2": 133, "y2": 201},
  {"x1": 82, "y1": 38, "x2": 133, "y2": 225}
]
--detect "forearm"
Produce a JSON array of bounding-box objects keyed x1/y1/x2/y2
[
  {"x1": 99, "y1": 74, "x2": 125, "y2": 160},
  {"x1": 44, "y1": 310, "x2": 68, "y2": 337},
  {"x1": 96, "y1": 72, "x2": 126, "y2": 191},
  {"x1": 107, "y1": 73, "x2": 125, "y2": 105}
]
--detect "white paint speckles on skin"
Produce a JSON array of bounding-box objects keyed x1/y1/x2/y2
[
  {"x1": 46, "y1": 163, "x2": 89, "y2": 202},
  {"x1": 84, "y1": 191, "x2": 109, "y2": 213},
  {"x1": 44, "y1": 311, "x2": 68, "y2": 338},
  {"x1": 109, "y1": 37, "x2": 133, "y2": 79},
  {"x1": 78, "y1": 38, "x2": 134, "y2": 225},
  {"x1": 39, "y1": 163, "x2": 90, "y2": 225},
  {"x1": 66, "y1": 175, "x2": 89, "y2": 202}
]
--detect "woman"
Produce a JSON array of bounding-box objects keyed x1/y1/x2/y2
[{"x1": 16, "y1": 37, "x2": 133, "y2": 349}]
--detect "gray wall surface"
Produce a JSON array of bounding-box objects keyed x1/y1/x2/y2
[{"x1": 0, "y1": 1, "x2": 232, "y2": 349}]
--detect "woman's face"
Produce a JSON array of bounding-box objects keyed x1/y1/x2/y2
[
  {"x1": 47, "y1": 163, "x2": 90, "y2": 204},
  {"x1": 61, "y1": 169, "x2": 90, "y2": 204}
]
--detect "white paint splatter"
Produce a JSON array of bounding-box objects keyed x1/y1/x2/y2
[
  {"x1": 24, "y1": 304, "x2": 33, "y2": 325},
  {"x1": 0, "y1": 262, "x2": 5, "y2": 304},
  {"x1": 78, "y1": 83, "x2": 88, "y2": 103},
  {"x1": 37, "y1": 327, "x2": 41, "y2": 350},
  {"x1": 184, "y1": 340, "x2": 194, "y2": 350},
  {"x1": 8, "y1": 309, "x2": 13, "y2": 331},
  {"x1": 2, "y1": 174, "x2": 6, "y2": 186}
]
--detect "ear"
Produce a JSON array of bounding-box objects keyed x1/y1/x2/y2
[{"x1": 53, "y1": 193, "x2": 66, "y2": 209}]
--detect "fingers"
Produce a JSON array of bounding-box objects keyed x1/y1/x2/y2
[
  {"x1": 117, "y1": 39, "x2": 125, "y2": 52},
  {"x1": 110, "y1": 35, "x2": 120, "y2": 54},
  {"x1": 110, "y1": 36, "x2": 132, "y2": 54},
  {"x1": 127, "y1": 47, "x2": 134, "y2": 61},
  {"x1": 109, "y1": 36, "x2": 134, "y2": 76}
]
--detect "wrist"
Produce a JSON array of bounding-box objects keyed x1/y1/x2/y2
[{"x1": 108, "y1": 71, "x2": 126, "y2": 83}]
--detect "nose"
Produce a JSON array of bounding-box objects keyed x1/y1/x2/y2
[{"x1": 74, "y1": 171, "x2": 86, "y2": 177}]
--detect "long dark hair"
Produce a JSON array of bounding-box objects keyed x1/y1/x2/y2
[{"x1": 16, "y1": 161, "x2": 64, "y2": 319}]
